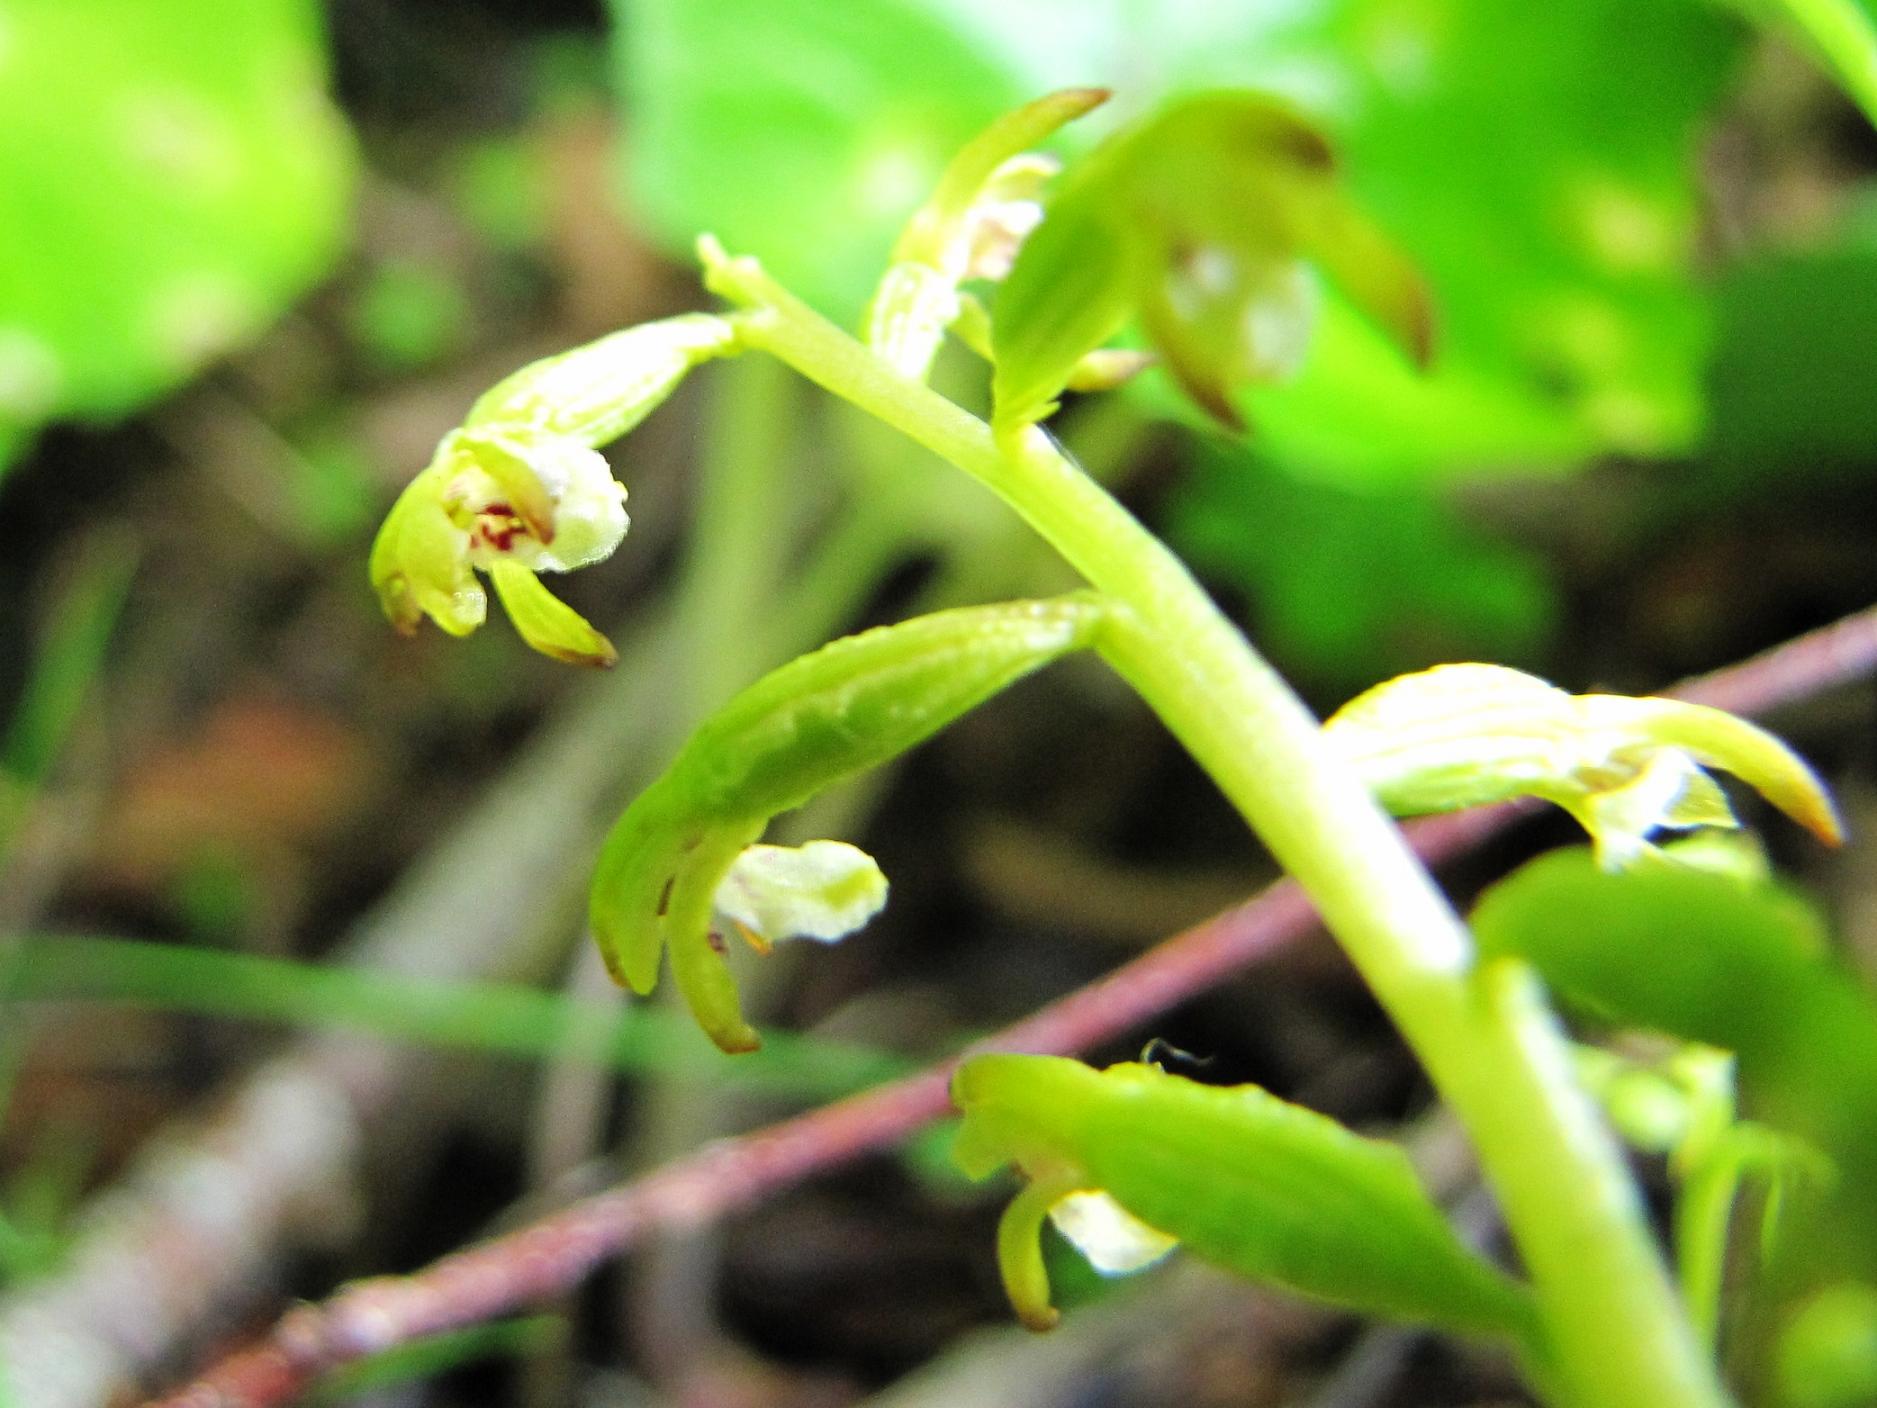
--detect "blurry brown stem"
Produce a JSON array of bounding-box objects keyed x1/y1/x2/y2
[{"x1": 144, "y1": 601, "x2": 1877, "y2": 1408}]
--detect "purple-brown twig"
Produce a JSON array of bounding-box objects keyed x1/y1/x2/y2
[{"x1": 146, "y1": 603, "x2": 1877, "y2": 1407}]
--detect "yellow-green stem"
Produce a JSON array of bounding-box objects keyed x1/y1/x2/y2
[{"x1": 705, "y1": 242, "x2": 1730, "y2": 1408}]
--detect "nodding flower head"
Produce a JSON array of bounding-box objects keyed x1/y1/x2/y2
[
  {"x1": 369, "y1": 428, "x2": 628, "y2": 666},
  {"x1": 369, "y1": 313, "x2": 739, "y2": 667}
]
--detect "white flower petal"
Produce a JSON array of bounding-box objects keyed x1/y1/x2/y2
[{"x1": 1047, "y1": 1190, "x2": 1179, "y2": 1276}]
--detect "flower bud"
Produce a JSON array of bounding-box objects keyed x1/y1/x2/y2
[{"x1": 865, "y1": 90, "x2": 1107, "y2": 379}]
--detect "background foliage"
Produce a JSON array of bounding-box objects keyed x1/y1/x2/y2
[{"x1": 2, "y1": 0, "x2": 1877, "y2": 1403}]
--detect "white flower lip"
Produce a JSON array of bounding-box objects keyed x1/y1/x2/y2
[
  {"x1": 448, "y1": 438, "x2": 629, "y2": 574},
  {"x1": 1047, "y1": 1190, "x2": 1179, "y2": 1276},
  {"x1": 712, "y1": 840, "x2": 890, "y2": 949}
]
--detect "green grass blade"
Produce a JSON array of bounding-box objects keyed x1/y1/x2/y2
[
  {"x1": 3, "y1": 935, "x2": 912, "y2": 1099},
  {"x1": 0, "y1": 530, "x2": 138, "y2": 857},
  {"x1": 307, "y1": 1315, "x2": 562, "y2": 1402}
]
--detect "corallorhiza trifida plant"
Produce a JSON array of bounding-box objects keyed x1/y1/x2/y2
[{"x1": 370, "y1": 90, "x2": 1877, "y2": 1408}]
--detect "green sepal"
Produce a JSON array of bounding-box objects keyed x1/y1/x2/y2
[
  {"x1": 487, "y1": 561, "x2": 617, "y2": 669},
  {"x1": 590, "y1": 595, "x2": 1107, "y2": 1049},
  {"x1": 952, "y1": 1054, "x2": 1537, "y2": 1341},
  {"x1": 650, "y1": 594, "x2": 1105, "y2": 821},
  {"x1": 990, "y1": 167, "x2": 1135, "y2": 429},
  {"x1": 1602, "y1": 692, "x2": 1843, "y2": 848},
  {"x1": 369, "y1": 472, "x2": 484, "y2": 636},
  {"x1": 893, "y1": 88, "x2": 1109, "y2": 271},
  {"x1": 998, "y1": 1174, "x2": 1081, "y2": 1333},
  {"x1": 586, "y1": 789, "x2": 694, "y2": 996},
  {"x1": 664, "y1": 822, "x2": 766, "y2": 1054}
]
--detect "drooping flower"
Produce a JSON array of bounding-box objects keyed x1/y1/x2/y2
[
  {"x1": 370, "y1": 429, "x2": 628, "y2": 664},
  {"x1": 1324, "y1": 663, "x2": 1843, "y2": 867},
  {"x1": 369, "y1": 313, "x2": 738, "y2": 665}
]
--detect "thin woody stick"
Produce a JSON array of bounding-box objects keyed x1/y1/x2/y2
[{"x1": 146, "y1": 603, "x2": 1877, "y2": 1408}]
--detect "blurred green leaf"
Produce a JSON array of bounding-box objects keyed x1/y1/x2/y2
[
  {"x1": 346, "y1": 259, "x2": 471, "y2": 374},
  {"x1": 444, "y1": 136, "x2": 555, "y2": 253},
  {"x1": 1777, "y1": 1283, "x2": 1877, "y2": 1408},
  {"x1": 278, "y1": 422, "x2": 379, "y2": 548},
  {"x1": 309, "y1": 1316, "x2": 564, "y2": 1404},
  {"x1": 0, "y1": 530, "x2": 137, "y2": 859},
  {"x1": 0, "y1": 0, "x2": 353, "y2": 475},
  {"x1": 1734, "y1": 0, "x2": 1877, "y2": 126},
  {"x1": 1470, "y1": 845, "x2": 1851, "y2": 1074},
  {"x1": 615, "y1": 0, "x2": 1024, "y2": 322},
  {"x1": 1704, "y1": 214, "x2": 1877, "y2": 486},
  {"x1": 1150, "y1": 0, "x2": 1741, "y2": 481},
  {"x1": 0, "y1": 1123, "x2": 93, "y2": 1286},
  {"x1": 1168, "y1": 444, "x2": 1552, "y2": 681},
  {"x1": 4, "y1": 934, "x2": 912, "y2": 1099}
]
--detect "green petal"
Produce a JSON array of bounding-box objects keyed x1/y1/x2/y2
[
  {"x1": 451, "y1": 431, "x2": 557, "y2": 544},
  {"x1": 403, "y1": 505, "x2": 485, "y2": 636},
  {"x1": 367, "y1": 484, "x2": 429, "y2": 633},
  {"x1": 371, "y1": 470, "x2": 483, "y2": 634}
]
